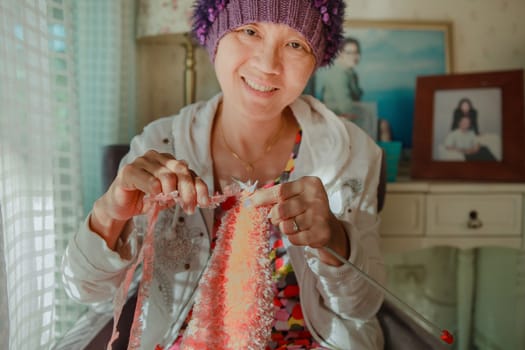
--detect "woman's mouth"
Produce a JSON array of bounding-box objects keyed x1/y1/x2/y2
[{"x1": 243, "y1": 77, "x2": 277, "y2": 92}]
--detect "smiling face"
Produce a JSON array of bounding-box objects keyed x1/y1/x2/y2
[
  {"x1": 337, "y1": 41, "x2": 360, "y2": 69},
  {"x1": 213, "y1": 22, "x2": 316, "y2": 121},
  {"x1": 460, "y1": 101, "x2": 471, "y2": 114},
  {"x1": 458, "y1": 116, "x2": 471, "y2": 131}
]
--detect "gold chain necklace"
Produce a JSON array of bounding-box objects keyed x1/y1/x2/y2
[{"x1": 220, "y1": 118, "x2": 285, "y2": 173}]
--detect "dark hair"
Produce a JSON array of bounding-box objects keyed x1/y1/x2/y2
[
  {"x1": 456, "y1": 98, "x2": 473, "y2": 111},
  {"x1": 452, "y1": 98, "x2": 479, "y2": 134}
]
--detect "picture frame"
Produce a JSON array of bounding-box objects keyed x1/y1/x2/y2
[
  {"x1": 411, "y1": 69, "x2": 525, "y2": 181},
  {"x1": 305, "y1": 20, "x2": 453, "y2": 147}
]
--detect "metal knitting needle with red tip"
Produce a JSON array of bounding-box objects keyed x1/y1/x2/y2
[{"x1": 322, "y1": 246, "x2": 454, "y2": 345}]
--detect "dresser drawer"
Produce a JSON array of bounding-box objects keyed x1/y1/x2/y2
[
  {"x1": 380, "y1": 194, "x2": 425, "y2": 236},
  {"x1": 427, "y1": 194, "x2": 522, "y2": 236}
]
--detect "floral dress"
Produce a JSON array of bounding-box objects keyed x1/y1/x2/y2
[{"x1": 166, "y1": 130, "x2": 326, "y2": 350}]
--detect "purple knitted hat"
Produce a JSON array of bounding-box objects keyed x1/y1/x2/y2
[{"x1": 191, "y1": 0, "x2": 345, "y2": 67}]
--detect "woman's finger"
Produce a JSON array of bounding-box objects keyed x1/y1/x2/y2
[
  {"x1": 118, "y1": 163, "x2": 163, "y2": 195},
  {"x1": 281, "y1": 215, "x2": 330, "y2": 248},
  {"x1": 136, "y1": 151, "x2": 200, "y2": 201},
  {"x1": 268, "y1": 196, "x2": 304, "y2": 226},
  {"x1": 176, "y1": 169, "x2": 197, "y2": 213},
  {"x1": 145, "y1": 151, "x2": 180, "y2": 167},
  {"x1": 278, "y1": 213, "x2": 307, "y2": 235},
  {"x1": 250, "y1": 181, "x2": 303, "y2": 207},
  {"x1": 248, "y1": 184, "x2": 282, "y2": 207},
  {"x1": 195, "y1": 176, "x2": 211, "y2": 207},
  {"x1": 119, "y1": 150, "x2": 207, "y2": 213},
  {"x1": 143, "y1": 151, "x2": 195, "y2": 193},
  {"x1": 132, "y1": 155, "x2": 179, "y2": 194}
]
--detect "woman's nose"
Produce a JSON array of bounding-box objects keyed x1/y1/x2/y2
[{"x1": 253, "y1": 43, "x2": 281, "y2": 74}]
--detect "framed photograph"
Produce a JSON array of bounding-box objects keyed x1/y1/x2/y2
[
  {"x1": 304, "y1": 20, "x2": 453, "y2": 146},
  {"x1": 411, "y1": 69, "x2": 525, "y2": 181}
]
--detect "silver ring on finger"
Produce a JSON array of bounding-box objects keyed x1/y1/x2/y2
[{"x1": 292, "y1": 217, "x2": 300, "y2": 233}]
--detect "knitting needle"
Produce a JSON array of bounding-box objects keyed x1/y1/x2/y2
[
  {"x1": 151, "y1": 181, "x2": 453, "y2": 344},
  {"x1": 322, "y1": 246, "x2": 454, "y2": 345}
]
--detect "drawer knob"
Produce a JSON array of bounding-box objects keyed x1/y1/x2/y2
[{"x1": 467, "y1": 210, "x2": 483, "y2": 229}]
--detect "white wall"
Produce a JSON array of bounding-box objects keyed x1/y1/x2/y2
[{"x1": 345, "y1": 0, "x2": 525, "y2": 72}]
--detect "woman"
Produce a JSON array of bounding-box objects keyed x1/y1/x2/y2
[
  {"x1": 315, "y1": 36, "x2": 363, "y2": 115},
  {"x1": 445, "y1": 115, "x2": 480, "y2": 155},
  {"x1": 445, "y1": 115, "x2": 496, "y2": 161},
  {"x1": 452, "y1": 98, "x2": 479, "y2": 135},
  {"x1": 62, "y1": 0, "x2": 385, "y2": 349}
]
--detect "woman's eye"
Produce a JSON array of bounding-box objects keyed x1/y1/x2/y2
[
  {"x1": 288, "y1": 42, "x2": 304, "y2": 50},
  {"x1": 243, "y1": 28, "x2": 256, "y2": 36}
]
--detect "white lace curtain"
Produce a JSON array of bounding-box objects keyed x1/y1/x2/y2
[
  {"x1": 0, "y1": 0, "x2": 136, "y2": 348},
  {"x1": 76, "y1": 0, "x2": 137, "y2": 213},
  {"x1": 0, "y1": 1, "x2": 85, "y2": 348}
]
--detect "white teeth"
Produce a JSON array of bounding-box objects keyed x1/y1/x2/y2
[{"x1": 244, "y1": 78, "x2": 275, "y2": 92}]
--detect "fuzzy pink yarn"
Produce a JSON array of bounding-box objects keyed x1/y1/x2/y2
[
  {"x1": 107, "y1": 187, "x2": 242, "y2": 350},
  {"x1": 179, "y1": 194, "x2": 274, "y2": 349}
]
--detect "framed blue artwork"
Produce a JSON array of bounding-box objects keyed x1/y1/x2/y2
[{"x1": 305, "y1": 20, "x2": 454, "y2": 149}]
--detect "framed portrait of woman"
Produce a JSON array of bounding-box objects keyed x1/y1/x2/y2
[
  {"x1": 411, "y1": 69, "x2": 525, "y2": 181},
  {"x1": 432, "y1": 90, "x2": 502, "y2": 162}
]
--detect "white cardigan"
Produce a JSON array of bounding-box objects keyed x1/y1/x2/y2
[{"x1": 62, "y1": 94, "x2": 385, "y2": 349}]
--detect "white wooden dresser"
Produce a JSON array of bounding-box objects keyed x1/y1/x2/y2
[
  {"x1": 379, "y1": 181, "x2": 525, "y2": 350},
  {"x1": 380, "y1": 181, "x2": 525, "y2": 253}
]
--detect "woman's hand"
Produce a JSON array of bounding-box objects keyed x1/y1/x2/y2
[
  {"x1": 90, "y1": 150, "x2": 210, "y2": 250},
  {"x1": 249, "y1": 176, "x2": 349, "y2": 266}
]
